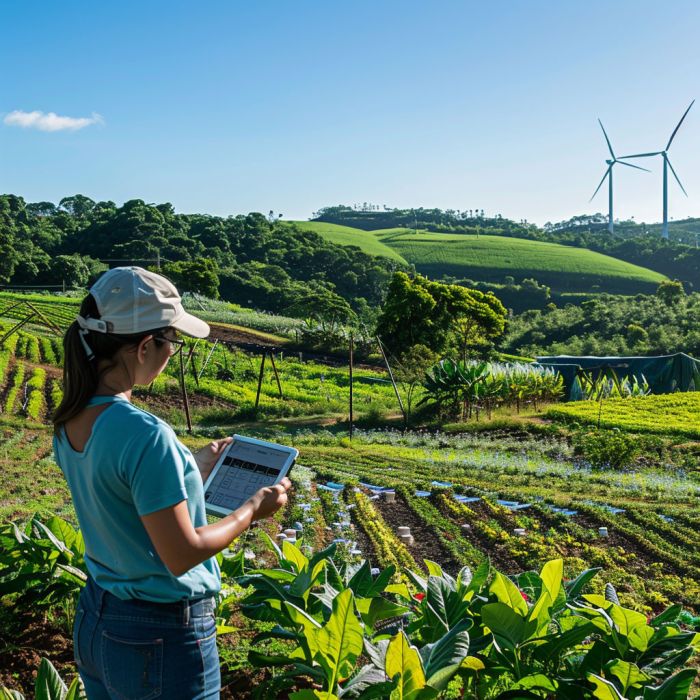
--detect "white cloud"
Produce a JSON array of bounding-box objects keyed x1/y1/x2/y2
[{"x1": 3, "y1": 110, "x2": 104, "y2": 132}]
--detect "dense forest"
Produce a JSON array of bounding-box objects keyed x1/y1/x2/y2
[
  {"x1": 0, "y1": 194, "x2": 408, "y2": 325},
  {"x1": 502, "y1": 281, "x2": 700, "y2": 357}
]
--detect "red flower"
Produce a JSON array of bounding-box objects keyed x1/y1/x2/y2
[
  {"x1": 414, "y1": 592, "x2": 425, "y2": 602},
  {"x1": 520, "y1": 591, "x2": 530, "y2": 602}
]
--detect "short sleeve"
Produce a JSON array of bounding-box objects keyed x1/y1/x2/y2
[{"x1": 126, "y1": 422, "x2": 189, "y2": 516}]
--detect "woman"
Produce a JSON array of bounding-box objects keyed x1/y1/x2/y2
[{"x1": 53, "y1": 266, "x2": 291, "y2": 699}]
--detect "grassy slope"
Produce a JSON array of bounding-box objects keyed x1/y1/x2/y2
[
  {"x1": 290, "y1": 221, "x2": 408, "y2": 264},
  {"x1": 292, "y1": 222, "x2": 666, "y2": 293},
  {"x1": 373, "y1": 229, "x2": 666, "y2": 293}
]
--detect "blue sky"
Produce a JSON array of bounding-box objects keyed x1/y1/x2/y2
[{"x1": 2, "y1": 0, "x2": 699, "y2": 226}]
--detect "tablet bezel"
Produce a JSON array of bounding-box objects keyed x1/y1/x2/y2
[{"x1": 202, "y1": 434, "x2": 298, "y2": 517}]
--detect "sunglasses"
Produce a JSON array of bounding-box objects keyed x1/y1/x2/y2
[{"x1": 153, "y1": 333, "x2": 186, "y2": 357}]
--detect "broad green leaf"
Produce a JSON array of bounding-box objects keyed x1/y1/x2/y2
[
  {"x1": 35, "y1": 658, "x2": 68, "y2": 700},
  {"x1": 424, "y1": 560, "x2": 444, "y2": 578},
  {"x1": 421, "y1": 619, "x2": 471, "y2": 691},
  {"x1": 465, "y1": 559, "x2": 490, "y2": 597},
  {"x1": 527, "y1": 590, "x2": 552, "y2": 636},
  {"x1": 386, "y1": 583, "x2": 412, "y2": 601},
  {"x1": 261, "y1": 530, "x2": 284, "y2": 562},
  {"x1": 481, "y1": 602, "x2": 534, "y2": 649},
  {"x1": 512, "y1": 674, "x2": 558, "y2": 692},
  {"x1": 64, "y1": 677, "x2": 86, "y2": 700},
  {"x1": 460, "y1": 656, "x2": 485, "y2": 672},
  {"x1": 0, "y1": 688, "x2": 25, "y2": 699},
  {"x1": 586, "y1": 673, "x2": 625, "y2": 700},
  {"x1": 539, "y1": 559, "x2": 563, "y2": 602},
  {"x1": 490, "y1": 572, "x2": 528, "y2": 616},
  {"x1": 642, "y1": 669, "x2": 697, "y2": 699},
  {"x1": 315, "y1": 589, "x2": 364, "y2": 688},
  {"x1": 356, "y1": 597, "x2": 408, "y2": 628},
  {"x1": 562, "y1": 564, "x2": 600, "y2": 600},
  {"x1": 290, "y1": 690, "x2": 339, "y2": 699},
  {"x1": 283, "y1": 539, "x2": 309, "y2": 573},
  {"x1": 605, "y1": 660, "x2": 650, "y2": 694},
  {"x1": 609, "y1": 606, "x2": 653, "y2": 652},
  {"x1": 650, "y1": 605, "x2": 682, "y2": 628},
  {"x1": 385, "y1": 631, "x2": 427, "y2": 700},
  {"x1": 46, "y1": 516, "x2": 83, "y2": 555},
  {"x1": 339, "y1": 664, "x2": 396, "y2": 699}
]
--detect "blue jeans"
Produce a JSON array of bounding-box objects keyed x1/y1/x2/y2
[{"x1": 73, "y1": 577, "x2": 220, "y2": 699}]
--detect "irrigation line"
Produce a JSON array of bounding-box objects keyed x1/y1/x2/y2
[{"x1": 198, "y1": 339, "x2": 219, "y2": 381}]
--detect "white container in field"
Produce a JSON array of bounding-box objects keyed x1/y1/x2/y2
[
  {"x1": 513, "y1": 528, "x2": 526, "y2": 537},
  {"x1": 350, "y1": 549, "x2": 362, "y2": 556},
  {"x1": 400, "y1": 534, "x2": 414, "y2": 546},
  {"x1": 461, "y1": 523, "x2": 471, "y2": 530},
  {"x1": 284, "y1": 528, "x2": 298, "y2": 539},
  {"x1": 397, "y1": 526, "x2": 411, "y2": 537},
  {"x1": 276, "y1": 533, "x2": 287, "y2": 542},
  {"x1": 598, "y1": 527, "x2": 609, "y2": 537},
  {"x1": 383, "y1": 491, "x2": 396, "y2": 503}
]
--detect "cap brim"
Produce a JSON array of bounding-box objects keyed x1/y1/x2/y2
[{"x1": 170, "y1": 311, "x2": 210, "y2": 338}]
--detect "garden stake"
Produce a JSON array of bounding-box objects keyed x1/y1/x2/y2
[
  {"x1": 179, "y1": 346, "x2": 192, "y2": 433},
  {"x1": 268, "y1": 351, "x2": 283, "y2": 397},
  {"x1": 376, "y1": 336, "x2": 406, "y2": 425},
  {"x1": 255, "y1": 352, "x2": 266, "y2": 409}
]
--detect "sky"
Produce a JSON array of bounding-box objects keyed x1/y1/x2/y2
[{"x1": 2, "y1": 0, "x2": 700, "y2": 226}]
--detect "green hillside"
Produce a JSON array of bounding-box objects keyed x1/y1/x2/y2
[
  {"x1": 290, "y1": 221, "x2": 408, "y2": 264},
  {"x1": 295, "y1": 220, "x2": 667, "y2": 294}
]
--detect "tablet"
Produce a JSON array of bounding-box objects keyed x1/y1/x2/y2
[{"x1": 203, "y1": 434, "x2": 298, "y2": 517}]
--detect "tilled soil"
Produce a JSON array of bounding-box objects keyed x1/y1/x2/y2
[{"x1": 374, "y1": 493, "x2": 461, "y2": 575}]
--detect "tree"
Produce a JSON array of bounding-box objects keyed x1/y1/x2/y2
[
  {"x1": 393, "y1": 344, "x2": 438, "y2": 426},
  {"x1": 656, "y1": 279, "x2": 685, "y2": 305},
  {"x1": 51, "y1": 254, "x2": 107, "y2": 289},
  {"x1": 161, "y1": 259, "x2": 220, "y2": 298},
  {"x1": 376, "y1": 272, "x2": 507, "y2": 358}
]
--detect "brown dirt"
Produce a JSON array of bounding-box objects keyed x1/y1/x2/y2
[
  {"x1": 0, "y1": 611, "x2": 75, "y2": 696},
  {"x1": 373, "y1": 492, "x2": 461, "y2": 575}
]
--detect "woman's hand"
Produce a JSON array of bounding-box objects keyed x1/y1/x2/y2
[
  {"x1": 247, "y1": 477, "x2": 292, "y2": 521},
  {"x1": 193, "y1": 437, "x2": 233, "y2": 481}
]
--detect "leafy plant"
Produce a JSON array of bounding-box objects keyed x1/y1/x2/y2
[{"x1": 0, "y1": 657, "x2": 85, "y2": 699}]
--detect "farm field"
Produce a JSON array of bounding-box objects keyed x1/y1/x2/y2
[
  {"x1": 2, "y1": 296, "x2": 700, "y2": 698},
  {"x1": 547, "y1": 393, "x2": 700, "y2": 438},
  {"x1": 292, "y1": 221, "x2": 667, "y2": 293}
]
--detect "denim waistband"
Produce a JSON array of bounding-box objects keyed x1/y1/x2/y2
[{"x1": 82, "y1": 577, "x2": 216, "y2": 625}]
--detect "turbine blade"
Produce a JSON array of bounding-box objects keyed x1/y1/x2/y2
[
  {"x1": 666, "y1": 157, "x2": 688, "y2": 196},
  {"x1": 598, "y1": 119, "x2": 615, "y2": 159},
  {"x1": 666, "y1": 100, "x2": 695, "y2": 151},
  {"x1": 590, "y1": 165, "x2": 612, "y2": 202},
  {"x1": 617, "y1": 160, "x2": 651, "y2": 172},
  {"x1": 617, "y1": 152, "x2": 662, "y2": 159}
]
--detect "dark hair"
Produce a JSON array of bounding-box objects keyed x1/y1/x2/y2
[{"x1": 52, "y1": 294, "x2": 166, "y2": 437}]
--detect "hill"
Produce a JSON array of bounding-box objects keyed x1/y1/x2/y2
[
  {"x1": 290, "y1": 221, "x2": 407, "y2": 264},
  {"x1": 295, "y1": 220, "x2": 666, "y2": 294}
]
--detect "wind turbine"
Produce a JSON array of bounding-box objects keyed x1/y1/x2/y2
[
  {"x1": 590, "y1": 119, "x2": 650, "y2": 234},
  {"x1": 618, "y1": 100, "x2": 694, "y2": 239}
]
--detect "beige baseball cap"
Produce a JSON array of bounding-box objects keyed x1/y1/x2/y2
[{"x1": 86, "y1": 266, "x2": 210, "y2": 338}]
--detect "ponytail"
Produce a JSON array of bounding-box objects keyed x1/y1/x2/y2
[{"x1": 52, "y1": 295, "x2": 162, "y2": 436}]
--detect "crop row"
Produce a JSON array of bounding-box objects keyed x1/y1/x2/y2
[{"x1": 547, "y1": 393, "x2": 700, "y2": 438}]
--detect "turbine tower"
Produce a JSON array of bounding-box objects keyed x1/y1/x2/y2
[
  {"x1": 590, "y1": 119, "x2": 649, "y2": 234},
  {"x1": 619, "y1": 100, "x2": 694, "y2": 239}
]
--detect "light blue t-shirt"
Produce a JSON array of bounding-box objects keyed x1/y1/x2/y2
[{"x1": 53, "y1": 395, "x2": 221, "y2": 602}]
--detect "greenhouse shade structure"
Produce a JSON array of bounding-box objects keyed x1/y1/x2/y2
[{"x1": 535, "y1": 352, "x2": 700, "y2": 400}]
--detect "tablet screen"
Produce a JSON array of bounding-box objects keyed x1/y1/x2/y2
[{"x1": 204, "y1": 439, "x2": 295, "y2": 513}]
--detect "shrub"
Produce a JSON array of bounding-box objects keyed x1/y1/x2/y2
[{"x1": 573, "y1": 429, "x2": 640, "y2": 469}]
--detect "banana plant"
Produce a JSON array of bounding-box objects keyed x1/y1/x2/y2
[{"x1": 0, "y1": 515, "x2": 86, "y2": 609}]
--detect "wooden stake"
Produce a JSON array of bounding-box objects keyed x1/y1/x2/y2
[
  {"x1": 179, "y1": 347, "x2": 192, "y2": 433},
  {"x1": 255, "y1": 352, "x2": 266, "y2": 409},
  {"x1": 268, "y1": 351, "x2": 283, "y2": 396},
  {"x1": 197, "y1": 339, "x2": 218, "y2": 382}
]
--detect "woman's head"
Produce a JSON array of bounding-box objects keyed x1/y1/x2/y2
[{"x1": 52, "y1": 267, "x2": 209, "y2": 435}]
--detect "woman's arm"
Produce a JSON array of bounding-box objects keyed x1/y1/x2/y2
[{"x1": 141, "y1": 478, "x2": 291, "y2": 577}]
